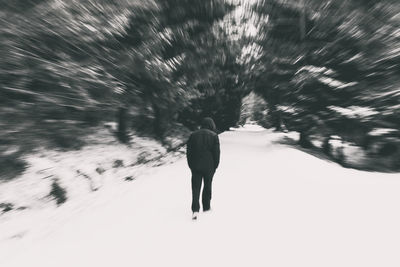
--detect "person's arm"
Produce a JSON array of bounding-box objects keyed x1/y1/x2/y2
[
  {"x1": 213, "y1": 134, "x2": 220, "y2": 170},
  {"x1": 186, "y1": 134, "x2": 193, "y2": 169}
]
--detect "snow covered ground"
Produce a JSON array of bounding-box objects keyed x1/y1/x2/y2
[{"x1": 1, "y1": 125, "x2": 400, "y2": 267}]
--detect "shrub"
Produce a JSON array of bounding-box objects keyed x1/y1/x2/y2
[
  {"x1": 0, "y1": 203, "x2": 14, "y2": 213},
  {"x1": 136, "y1": 151, "x2": 150, "y2": 164},
  {"x1": 0, "y1": 154, "x2": 28, "y2": 181},
  {"x1": 49, "y1": 180, "x2": 68, "y2": 205},
  {"x1": 113, "y1": 160, "x2": 124, "y2": 168}
]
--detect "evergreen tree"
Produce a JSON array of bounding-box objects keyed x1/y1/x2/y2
[{"x1": 250, "y1": 0, "x2": 400, "y2": 147}]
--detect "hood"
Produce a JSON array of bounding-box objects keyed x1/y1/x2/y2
[{"x1": 201, "y1": 117, "x2": 216, "y2": 132}]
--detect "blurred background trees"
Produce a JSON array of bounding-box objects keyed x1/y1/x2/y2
[
  {"x1": 247, "y1": 0, "x2": 400, "y2": 168},
  {"x1": 0, "y1": 0, "x2": 246, "y2": 148},
  {"x1": 1, "y1": 0, "x2": 399, "y2": 173}
]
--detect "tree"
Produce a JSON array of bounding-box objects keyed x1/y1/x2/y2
[
  {"x1": 250, "y1": 0, "x2": 400, "y2": 148},
  {"x1": 177, "y1": 2, "x2": 252, "y2": 131}
]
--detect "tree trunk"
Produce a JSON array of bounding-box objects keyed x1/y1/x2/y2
[
  {"x1": 152, "y1": 103, "x2": 167, "y2": 141},
  {"x1": 299, "y1": 131, "x2": 312, "y2": 148},
  {"x1": 117, "y1": 107, "x2": 128, "y2": 143},
  {"x1": 322, "y1": 136, "x2": 331, "y2": 155},
  {"x1": 270, "y1": 106, "x2": 282, "y2": 131},
  {"x1": 274, "y1": 111, "x2": 282, "y2": 131}
]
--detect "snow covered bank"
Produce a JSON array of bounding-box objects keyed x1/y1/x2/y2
[
  {"x1": 1, "y1": 125, "x2": 399, "y2": 267},
  {"x1": 0, "y1": 126, "x2": 187, "y2": 247}
]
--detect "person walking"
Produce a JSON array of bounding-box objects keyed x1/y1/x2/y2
[{"x1": 186, "y1": 117, "x2": 220, "y2": 220}]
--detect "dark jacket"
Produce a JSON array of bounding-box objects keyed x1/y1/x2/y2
[{"x1": 186, "y1": 119, "x2": 220, "y2": 172}]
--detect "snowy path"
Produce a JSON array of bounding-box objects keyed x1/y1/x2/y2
[{"x1": 2, "y1": 126, "x2": 400, "y2": 267}]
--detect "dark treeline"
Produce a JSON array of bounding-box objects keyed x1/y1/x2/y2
[
  {"x1": 245, "y1": 0, "x2": 400, "y2": 170},
  {"x1": 0, "y1": 0, "x2": 399, "y2": 175},
  {"x1": 0, "y1": 0, "x2": 248, "y2": 151}
]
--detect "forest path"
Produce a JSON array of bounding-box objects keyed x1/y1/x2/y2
[{"x1": 2, "y1": 125, "x2": 400, "y2": 267}]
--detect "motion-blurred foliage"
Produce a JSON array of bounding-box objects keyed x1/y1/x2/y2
[
  {"x1": 0, "y1": 1, "x2": 244, "y2": 143},
  {"x1": 1, "y1": 0, "x2": 399, "y2": 176},
  {"x1": 1, "y1": 0, "x2": 252, "y2": 179},
  {"x1": 247, "y1": 0, "x2": 400, "y2": 170}
]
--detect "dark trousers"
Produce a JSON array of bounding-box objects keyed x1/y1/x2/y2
[{"x1": 191, "y1": 169, "x2": 214, "y2": 212}]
